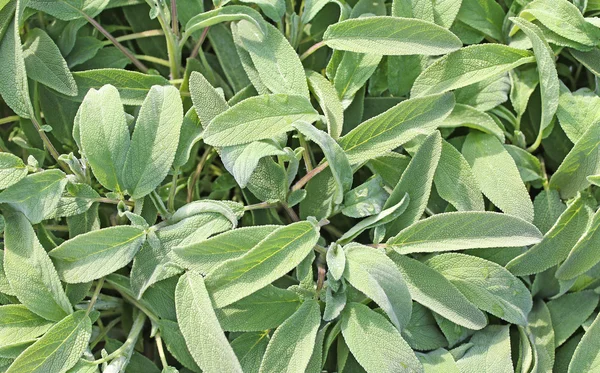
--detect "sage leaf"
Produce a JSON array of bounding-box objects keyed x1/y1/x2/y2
[
  {"x1": 203, "y1": 94, "x2": 319, "y2": 147},
  {"x1": 258, "y1": 300, "x2": 321, "y2": 373},
  {"x1": 462, "y1": 132, "x2": 534, "y2": 222},
  {"x1": 5, "y1": 311, "x2": 91, "y2": 373},
  {"x1": 341, "y1": 302, "x2": 423, "y2": 373},
  {"x1": 547, "y1": 290, "x2": 599, "y2": 347},
  {"x1": 343, "y1": 243, "x2": 412, "y2": 330},
  {"x1": 205, "y1": 221, "x2": 320, "y2": 307},
  {"x1": 556, "y1": 84, "x2": 600, "y2": 144},
  {"x1": 455, "y1": 325, "x2": 513, "y2": 373},
  {"x1": 568, "y1": 313, "x2": 600, "y2": 373},
  {"x1": 122, "y1": 85, "x2": 183, "y2": 199},
  {"x1": 411, "y1": 44, "x2": 534, "y2": 97},
  {"x1": 0, "y1": 153, "x2": 27, "y2": 190},
  {"x1": 0, "y1": 305, "x2": 54, "y2": 352},
  {"x1": 557, "y1": 208, "x2": 600, "y2": 280},
  {"x1": 323, "y1": 16, "x2": 462, "y2": 55},
  {"x1": 388, "y1": 211, "x2": 542, "y2": 254},
  {"x1": 232, "y1": 332, "x2": 269, "y2": 373},
  {"x1": 49, "y1": 226, "x2": 146, "y2": 283},
  {"x1": 306, "y1": 70, "x2": 344, "y2": 139},
  {"x1": 175, "y1": 272, "x2": 243, "y2": 373}
]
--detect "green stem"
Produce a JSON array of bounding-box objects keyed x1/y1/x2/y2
[
  {"x1": 90, "y1": 317, "x2": 121, "y2": 349},
  {"x1": 187, "y1": 147, "x2": 213, "y2": 203},
  {"x1": 168, "y1": 168, "x2": 179, "y2": 212},
  {"x1": 86, "y1": 278, "x2": 105, "y2": 316},
  {"x1": 244, "y1": 202, "x2": 278, "y2": 211},
  {"x1": 0, "y1": 115, "x2": 19, "y2": 125},
  {"x1": 155, "y1": 333, "x2": 169, "y2": 369},
  {"x1": 101, "y1": 29, "x2": 164, "y2": 46},
  {"x1": 291, "y1": 161, "x2": 329, "y2": 191},
  {"x1": 299, "y1": 41, "x2": 325, "y2": 61},
  {"x1": 297, "y1": 133, "x2": 313, "y2": 171},
  {"x1": 134, "y1": 54, "x2": 171, "y2": 67},
  {"x1": 150, "y1": 191, "x2": 171, "y2": 219},
  {"x1": 92, "y1": 311, "x2": 147, "y2": 365}
]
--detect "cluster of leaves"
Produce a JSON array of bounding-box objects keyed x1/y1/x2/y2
[{"x1": 1, "y1": 0, "x2": 600, "y2": 372}]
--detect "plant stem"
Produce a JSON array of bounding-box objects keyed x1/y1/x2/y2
[
  {"x1": 187, "y1": 147, "x2": 213, "y2": 203},
  {"x1": 150, "y1": 190, "x2": 171, "y2": 219},
  {"x1": 244, "y1": 201, "x2": 279, "y2": 211},
  {"x1": 135, "y1": 54, "x2": 171, "y2": 67},
  {"x1": 281, "y1": 203, "x2": 300, "y2": 222},
  {"x1": 0, "y1": 115, "x2": 19, "y2": 125},
  {"x1": 171, "y1": 0, "x2": 179, "y2": 37},
  {"x1": 291, "y1": 161, "x2": 329, "y2": 191},
  {"x1": 155, "y1": 333, "x2": 169, "y2": 369},
  {"x1": 101, "y1": 29, "x2": 164, "y2": 46},
  {"x1": 78, "y1": 10, "x2": 148, "y2": 73},
  {"x1": 90, "y1": 316, "x2": 121, "y2": 349},
  {"x1": 44, "y1": 224, "x2": 69, "y2": 232},
  {"x1": 190, "y1": 27, "x2": 210, "y2": 59},
  {"x1": 86, "y1": 278, "x2": 105, "y2": 316},
  {"x1": 29, "y1": 111, "x2": 70, "y2": 173},
  {"x1": 95, "y1": 198, "x2": 134, "y2": 207},
  {"x1": 92, "y1": 311, "x2": 147, "y2": 365},
  {"x1": 168, "y1": 168, "x2": 179, "y2": 212},
  {"x1": 297, "y1": 133, "x2": 313, "y2": 171},
  {"x1": 299, "y1": 41, "x2": 325, "y2": 61}
]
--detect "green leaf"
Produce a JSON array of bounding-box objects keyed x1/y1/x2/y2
[
  {"x1": 388, "y1": 211, "x2": 542, "y2": 254},
  {"x1": 389, "y1": 253, "x2": 487, "y2": 330},
  {"x1": 326, "y1": 243, "x2": 345, "y2": 281},
  {"x1": 425, "y1": 253, "x2": 533, "y2": 325},
  {"x1": 175, "y1": 271, "x2": 243, "y2": 373},
  {"x1": 323, "y1": 16, "x2": 462, "y2": 55},
  {"x1": 22, "y1": 28, "x2": 77, "y2": 96},
  {"x1": 306, "y1": 70, "x2": 344, "y2": 140},
  {"x1": 5, "y1": 310, "x2": 91, "y2": 373},
  {"x1": 462, "y1": 132, "x2": 534, "y2": 222},
  {"x1": 77, "y1": 84, "x2": 129, "y2": 193},
  {"x1": 0, "y1": 305, "x2": 54, "y2": 352},
  {"x1": 340, "y1": 93, "x2": 454, "y2": 164},
  {"x1": 384, "y1": 131, "x2": 442, "y2": 236},
  {"x1": 205, "y1": 221, "x2": 320, "y2": 307},
  {"x1": 172, "y1": 108, "x2": 203, "y2": 169},
  {"x1": 557, "y1": 208, "x2": 600, "y2": 280},
  {"x1": 258, "y1": 300, "x2": 321, "y2": 373},
  {"x1": 548, "y1": 290, "x2": 599, "y2": 347},
  {"x1": 157, "y1": 319, "x2": 201, "y2": 372},
  {"x1": 71, "y1": 69, "x2": 170, "y2": 105},
  {"x1": 411, "y1": 45, "x2": 534, "y2": 97},
  {"x1": 189, "y1": 71, "x2": 229, "y2": 126},
  {"x1": 456, "y1": 0, "x2": 505, "y2": 40},
  {"x1": 549, "y1": 119, "x2": 600, "y2": 199},
  {"x1": 0, "y1": 169, "x2": 67, "y2": 225},
  {"x1": 216, "y1": 285, "x2": 302, "y2": 332},
  {"x1": 341, "y1": 302, "x2": 423, "y2": 373},
  {"x1": 0, "y1": 153, "x2": 27, "y2": 190},
  {"x1": 237, "y1": 20, "x2": 309, "y2": 98},
  {"x1": 174, "y1": 225, "x2": 275, "y2": 275},
  {"x1": 402, "y1": 303, "x2": 447, "y2": 351},
  {"x1": 434, "y1": 140, "x2": 484, "y2": 211},
  {"x1": 510, "y1": 18, "x2": 559, "y2": 148},
  {"x1": 293, "y1": 122, "x2": 352, "y2": 204},
  {"x1": 455, "y1": 325, "x2": 513, "y2": 373},
  {"x1": 342, "y1": 243, "x2": 412, "y2": 330},
  {"x1": 568, "y1": 313, "x2": 600, "y2": 373},
  {"x1": 28, "y1": 0, "x2": 108, "y2": 21},
  {"x1": 516, "y1": 0, "x2": 598, "y2": 48},
  {"x1": 122, "y1": 85, "x2": 183, "y2": 199},
  {"x1": 49, "y1": 226, "x2": 146, "y2": 283},
  {"x1": 506, "y1": 194, "x2": 593, "y2": 276},
  {"x1": 333, "y1": 52, "x2": 381, "y2": 108},
  {"x1": 440, "y1": 104, "x2": 505, "y2": 142},
  {"x1": 203, "y1": 94, "x2": 319, "y2": 147},
  {"x1": 0, "y1": 3, "x2": 32, "y2": 118},
  {"x1": 221, "y1": 141, "x2": 285, "y2": 188},
  {"x1": 231, "y1": 332, "x2": 269, "y2": 373},
  {"x1": 504, "y1": 144, "x2": 543, "y2": 183},
  {"x1": 182, "y1": 5, "x2": 266, "y2": 42},
  {"x1": 509, "y1": 67, "x2": 539, "y2": 120},
  {"x1": 525, "y1": 300, "x2": 555, "y2": 373},
  {"x1": 556, "y1": 84, "x2": 600, "y2": 144},
  {"x1": 533, "y1": 189, "x2": 566, "y2": 235},
  {"x1": 416, "y1": 348, "x2": 460, "y2": 373}
]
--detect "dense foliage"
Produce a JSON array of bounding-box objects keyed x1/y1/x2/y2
[{"x1": 0, "y1": 0, "x2": 600, "y2": 372}]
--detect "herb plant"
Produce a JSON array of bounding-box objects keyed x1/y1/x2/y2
[{"x1": 0, "y1": 0, "x2": 599, "y2": 372}]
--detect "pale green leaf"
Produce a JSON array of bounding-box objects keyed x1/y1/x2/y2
[
  {"x1": 462, "y1": 132, "x2": 534, "y2": 222},
  {"x1": 340, "y1": 93, "x2": 453, "y2": 164},
  {"x1": 326, "y1": 243, "x2": 345, "y2": 281},
  {"x1": 203, "y1": 94, "x2": 318, "y2": 147},
  {"x1": 182, "y1": 5, "x2": 266, "y2": 42},
  {"x1": 557, "y1": 84, "x2": 600, "y2": 144},
  {"x1": 434, "y1": 140, "x2": 484, "y2": 212},
  {"x1": 258, "y1": 300, "x2": 321, "y2": 373},
  {"x1": 28, "y1": 0, "x2": 108, "y2": 20},
  {"x1": 3, "y1": 211, "x2": 72, "y2": 321},
  {"x1": 456, "y1": 325, "x2": 513, "y2": 373},
  {"x1": 416, "y1": 348, "x2": 460, "y2": 373},
  {"x1": 237, "y1": 20, "x2": 309, "y2": 98},
  {"x1": 5, "y1": 311, "x2": 91, "y2": 373},
  {"x1": 456, "y1": 0, "x2": 505, "y2": 40},
  {"x1": 425, "y1": 253, "x2": 533, "y2": 325},
  {"x1": 0, "y1": 305, "x2": 54, "y2": 352},
  {"x1": 231, "y1": 332, "x2": 269, "y2": 373},
  {"x1": 548, "y1": 290, "x2": 599, "y2": 347},
  {"x1": 215, "y1": 285, "x2": 302, "y2": 332},
  {"x1": 389, "y1": 253, "x2": 487, "y2": 330},
  {"x1": 49, "y1": 226, "x2": 146, "y2": 283},
  {"x1": 174, "y1": 272, "x2": 243, "y2": 373},
  {"x1": 384, "y1": 131, "x2": 442, "y2": 236},
  {"x1": 533, "y1": 189, "x2": 566, "y2": 234},
  {"x1": 306, "y1": 70, "x2": 344, "y2": 139},
  {"x1": 507, "y1": 194, "x2": 593, "y2": 276},
  {"x1": 440, "y1": 104, "x2": 504, "y2": 142},
  {"x1": 411, "y1": 45, "x2": 534, "y2": 97},
  {"x1": 525, "y1": 300, "x2": 555, "y2": 373},
  {"x1": 568, "y1": 313, "x2": 600, "y2": 373},
  {"x1": 189, "y1": 71, "x2": 229, "y2": 126},
  {"x1": 221, "y1": 141, "x2": 285, "y2": 188},
  {"x1": 343, "y1": 243, "x2": 412, "y2": 330},
  {"x1": 0, "y1": 153, "x2": 27, "y2": 190},
  {"x1": 323, "y1": 16, "x2": 462, "y2": 55},
  {"x1": 77, "y1": 84, "x2": 129, "y2": 192},
  {"x1": 509, "y1": 67, "x2": 539, "y2": 119},
  {"x1": 22, "y1": 28, "x2": 77, "y2": 96},
  {"x1": 205, "y1": 221, "x2": 320, "y2": 307},
  {"x1": 402, "y1": 303, "x2": 447, "y2": 351},
  {"x1": 122, "y1": 85, "x2": 183, "y2": 199},
  {"x1": 342, "y1": 175, "x2": 388, "y2": 218},
  {"x1": 333, "y1": 52, "x2": 381, "y2": 108},
  {"x1": 557, "y1": 208, "x2": 600, "y2": 280},
  {"x1": 341, "y1": 302, "x2": 423, "y2": 373},
  {"x1": 504, "y1": 144, "x2": 543, "y2": 183}
]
